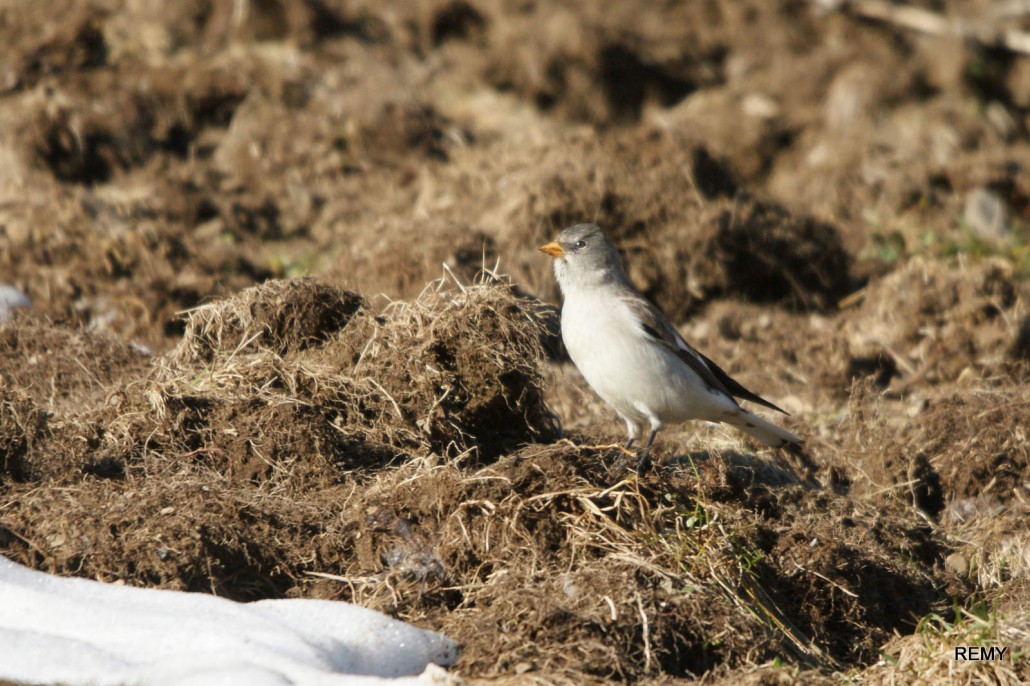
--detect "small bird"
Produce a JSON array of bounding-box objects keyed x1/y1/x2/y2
[{"x1": 539, "y1": 223, "x2": 801, "y2": 472}]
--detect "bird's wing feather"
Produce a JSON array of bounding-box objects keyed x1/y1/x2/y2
[{"x1": 622, "y1": 294, "x2": 789, "y2": 415}]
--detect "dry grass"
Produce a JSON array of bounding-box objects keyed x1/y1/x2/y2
[
  {"x1": 866, "y1": 608, "x2": 1028, "y2": 686},
  {"x1": 301, "y1": 428, "x2": 962, "y2": 680},
  {"x1": 0, "y1": 272, "x2": 972, "y2": 682},
  {"x1": 337, "y1": 442, "x2": 820, "y2": 679},
  {"x1": 2, "y1": 1, "x2": 1030, "y2": 682}
]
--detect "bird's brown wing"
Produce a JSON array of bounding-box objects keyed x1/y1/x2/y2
[{"x1": 622, "y1": 294, "x2": 788, "y2": 415}]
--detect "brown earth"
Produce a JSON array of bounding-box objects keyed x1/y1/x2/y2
[{"x1": 1, "y1": 1, "x2": 1029, "y2": 683}]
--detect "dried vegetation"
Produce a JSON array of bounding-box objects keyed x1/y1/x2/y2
[{"x1": 1, "y1": 0, "x2": 1029, "y2": 683}]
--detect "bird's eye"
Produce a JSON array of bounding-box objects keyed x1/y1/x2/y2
[{"x1": 574, "y1": 240, "x2": 587, "y2": 250}]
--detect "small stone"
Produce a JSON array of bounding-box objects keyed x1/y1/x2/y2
[
  {"x1": 956, "y1": 366, "x2": 979, "y2": 386},
  {"x1": 985, "y1": 102, "x2": 1016, "y2": 140},
  {"x1": 963, "y1": 187, "x2": 1009, "y2": 241},
  {"x1": 945, "y1": 552, "x2": 968, "y2": 576},
  {"x1": 824, "y1": 65, "x2": 875, "y2": 131},
  {"x1": 561, "y1": 574, "x2": 579, "y2": 598},
  {"x1": 1006, "y1": 58, "x2": 1030, "y2": 109},
  {"x1": 742, "y1": 93, "x2": 779, "y2": 120}
]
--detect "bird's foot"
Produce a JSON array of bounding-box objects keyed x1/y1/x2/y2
[{"x1": 635, "y1": 449, "x2": 653, "y2": 475}]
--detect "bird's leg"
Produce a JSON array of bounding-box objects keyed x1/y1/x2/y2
[
  {"x1": 636, "y1": 425, "x2": 661, "y2": 474},
  {"x1": 620, "y1": 418, "x2": 640, "y2": 456}
]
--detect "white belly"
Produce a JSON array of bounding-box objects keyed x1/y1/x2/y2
[{"x1": 560, "y1": 293, "x2": 729, "y2": 425}]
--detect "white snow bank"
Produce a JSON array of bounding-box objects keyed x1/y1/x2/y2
[
  {"x1": 0, "y1": 284, "x2": 31, "y2": 322},
  {"x1": 0, "y1": 556, "x2": 458, "y2": 685}
]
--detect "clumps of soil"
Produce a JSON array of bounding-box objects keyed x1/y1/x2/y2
[
  {"x1": 351, "y1": 278, "x2": 558, "y2": 458},
  {"x1": 21, "y1": 57, "x2": 248, "y2": 183},
  {"x1": 0, "y1": 274, "x2": 967, "y2": 682},
  {"x1": 0, "y1": 275, "x2": 557, "y2": 594},
  {"x1": 127, "y1": 276, "x2": 555, "y2": 476},
  {"x1": 171, "y1": 279, "x2": 367, "y2": 364},
  {"x1": 865, "y1": 610, "x2": 1030, "y2": 686},
  {"x1": 0, "y1": 162, "x2": 276, "y2": 346},
  {"x1": 481, "y1": 129, "x2": 853, "y2": 321},
  {"x1": 0, "y1": 472, "x2": 341, "y2": 600},
  {"x1": 0, "y1": 3, "x2": 108, "y2": 92},
  {"x1": 841, "y1": 257, "x2": 1028, "y2": 391},
  {"x1": 681, "y1": 255, "x2": 1028, "y2": 420},
  {"x1": 331, "y1": 444, "x2": 956, "y2": 679},
  {"x1": 483, "y1": 3, "x2": 723, "y2": 124},
  {"x1": 858, "y1": 386, "x2": 1030, "y2": 519},
  {"x1": 705, "y1": 198, "x2": 853, "y2": 310},
  {"x1": 826, "y1": 374, "x2": 1028, "y2": 673},
  {"x1": 910, "y1": 391, "x2": 1029, "y2": 510},
  {"x1": 0, "y1": 319, "x2": 151, "y2": 410},
  {"x1": 608, "y1": 194, "x2": 854, "y2": 321}
]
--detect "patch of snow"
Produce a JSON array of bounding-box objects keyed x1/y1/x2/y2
[
  {"x1": 0, "y1": 284, "x2": 31, "y2": 322},
  {"x1": 0, "y1": 556, "x2": 458, "y2": 685}
]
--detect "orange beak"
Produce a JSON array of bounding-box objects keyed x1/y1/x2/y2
[{"x1": 537, "y1": 241, "x2": 565, "y2": 258}]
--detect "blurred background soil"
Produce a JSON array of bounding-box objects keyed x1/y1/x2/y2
[{"x1": 1, "y1": 0, "x2": 1029, "y2": 683}]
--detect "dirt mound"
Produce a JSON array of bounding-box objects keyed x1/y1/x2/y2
[
  {"x1": 1, "y1": 428, "x2": 957, "y2": 677},
  {"x1": 0, "y1": 276, "x2": 557, "y2": 591},
  {"x1": 853, "y1": 385, "x2": 1030, "y2": 522},
  {"x1": 705, "y1": 198, "x2": 852, "y2": 310},
  {"x1": 0, "y1": 471, "x2": 345, "y2": 600},
  {"x1": 141, "y1": 276, "x2": 552, "y2": 474},
  {"x1": 0, "y1": 158, "x2": 275, "y2": 346},
  {"x1": 819, "y1": 373, "x2": 1028, "y2": 681},
  {"x1": 3, "y1": 0, "x2": 1030, "y2": 682},
  {"x1": 905, "y1": 391, "x2": 1029, "y2": 510},
  {"x1": 8, "y1": 275, "x2": 554, "y2": 476},
  {"x1": 461, "y1": 129, "x2": 855, "y2": 322},
  {"x1": 0, "y1": 318, "x2": 151, "y2": 410},
  {"x1": 307, "y1": 123, "x2": 855, "y2": 320},
  {"x1": 171, "y1": 279, "x2": 367, "y2": 364},
  {"x1": 842, "y1": 258, "x2": 1028, "y2": 392},
  {"x1": 0, "y1": 275, "x2": 967, "y2": 682},
  {"x1": 325, "y1": 444, "x2": 956, "y2": 679},
  {"x1": 785, "y1": 258, "x2": 1029, "y2": 587},
  {"x1": 607, "y1": 193, "x2": 853, "y2": 320}
]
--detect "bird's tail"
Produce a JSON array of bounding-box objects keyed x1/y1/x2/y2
[{"x1": 724, "y1": 409, "x2": 802, "y2": 448}]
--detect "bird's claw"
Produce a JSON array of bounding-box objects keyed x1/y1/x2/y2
[{"x1": 635, "y1": 450, "x2": 653, "y2": 475}]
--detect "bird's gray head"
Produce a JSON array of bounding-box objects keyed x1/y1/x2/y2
[{"x1": 538, "y1": 223, "x2": 627, "y2": 295}]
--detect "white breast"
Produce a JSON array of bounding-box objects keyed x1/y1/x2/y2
[
  {"x1": 559, "y1": 286, "x2": 735, "y2": 425},
  {"x1": 560, "y1": 289, "x2": 653, "y2": 419}
]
